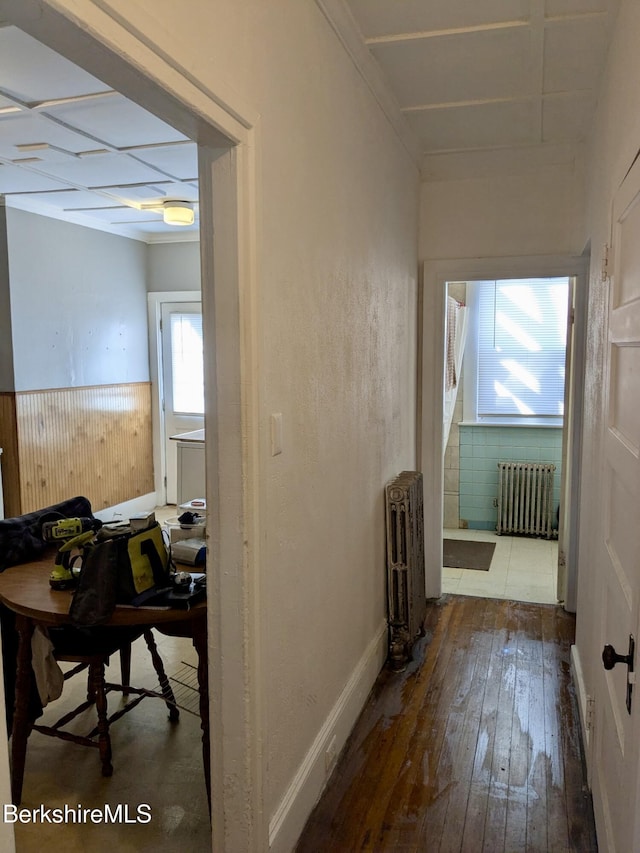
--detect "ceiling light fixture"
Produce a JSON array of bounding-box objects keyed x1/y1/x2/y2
[{"x1": 162, "y1": 200, "x2": 195, "y2": 226}]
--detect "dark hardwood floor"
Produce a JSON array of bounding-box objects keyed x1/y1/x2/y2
[{"x1": 296, "y1": 595, "x2": 597, "y2": 853}]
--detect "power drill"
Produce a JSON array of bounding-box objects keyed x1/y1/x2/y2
[
  {"x1": 41, "y1": 517, "x2": 102, "y2": 590},
  {"x1": 41, "y1": 517, "x2": 101, "y2": 543}
]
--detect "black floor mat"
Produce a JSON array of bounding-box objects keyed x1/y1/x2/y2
[{"x1": 443, "y1": 538, "x2": 496, "y2": 571}]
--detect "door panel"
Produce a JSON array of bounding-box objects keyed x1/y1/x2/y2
[
  {"x1": 593, "y1": 156, "x2": 640, "y2": 852},
  {"x1": 161, "y1": 302, "x2": 204, "y2": 504},
  {"x1": 618, "y1": 195, "x2": 640, "y2": 305}
]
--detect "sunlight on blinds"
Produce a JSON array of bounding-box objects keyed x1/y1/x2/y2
[
  {"x1": 477, "y1": 278, "x2": 569, "y2": 420},
  {"x1": 170, "y1": 312, "x2": 204, "y2": 414}
]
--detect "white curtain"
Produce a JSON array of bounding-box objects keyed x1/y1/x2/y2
[{"x1": 443, "y1": 297, "x2": 468, "y2": 455}]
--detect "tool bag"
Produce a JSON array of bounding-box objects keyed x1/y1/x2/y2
[
  {"x1": 0, "y1": 496, "x2": 93, "y2": 572},
  {"x1": 69, "y1": 522, "x2": 172, "y2": 626}
]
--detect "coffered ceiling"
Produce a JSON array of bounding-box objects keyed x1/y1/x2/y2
[
  {"x1": 344, "y1": 0, "x2": 619, "y2": 157},
  {"x1": 0, "y1": 24, "x2": 199, "y2": 243},
  {"x1": 0, "y1": 3, "x2": 621, "y2": 240}
]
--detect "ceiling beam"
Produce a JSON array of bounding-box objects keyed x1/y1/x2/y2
[
  {"x1": 364, "y1": 11, "x2": 611, "y2": 46},
  {"x1": 530, "y1": 0, "x2": 546, "y2": 145},
  {"x1": 365, "y1": 20, "x2": 529, "y2": 46}
]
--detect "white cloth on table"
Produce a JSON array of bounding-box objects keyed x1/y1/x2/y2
[{"x1": 31, "y1": 625, "x2": 64, "y2": 706}]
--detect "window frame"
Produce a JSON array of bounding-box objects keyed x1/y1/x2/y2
[{"x1": 462, "y1": 277, "x2": 570, "y2": 428}]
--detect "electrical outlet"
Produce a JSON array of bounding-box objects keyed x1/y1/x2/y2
[{"x1": 325, "y1": 734, "x2": 337, "y2": 775}]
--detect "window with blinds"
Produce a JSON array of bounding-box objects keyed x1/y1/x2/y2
[
  {"x1": 170, "y1": 312, "x2": 204, "y2": 414},
  {"x1": 464, "y1": 278, "x2": 569, "y2": 425}
]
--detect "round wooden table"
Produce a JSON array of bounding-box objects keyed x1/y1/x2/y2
[{"x1": 0, "y1": 552, "x2": 209, "y2": 806}]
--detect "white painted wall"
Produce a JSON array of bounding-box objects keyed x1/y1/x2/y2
[
  {"x1": 6, "y1": 209, "x2": 149, "y2": 392},
  {"x1": 4, "y1": 1, "x2": 420, "y2": 849},
  {"x1": 0, "y1": 203, "x2": 15, "y2": 393},
  {"x1": 420, "y1": 146, "x2": 586, "y2": 261},
  {"x1": 146, "y1": 241, "x2": 200, "y2": 292},
  {"x1": 257, "y1": 18, "x2": 418, "y2": 837}
]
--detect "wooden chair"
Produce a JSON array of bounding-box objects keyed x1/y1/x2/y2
[{"x1": 26, "y1": 625, "x2": 179, "y2": 780}]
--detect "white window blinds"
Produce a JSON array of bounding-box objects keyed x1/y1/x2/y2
[
  {"x1": 170, "y1": 312, "x2": 204, "y2": 414},
  {"x1": 475, "y1": 278, "x2": 569, "y2": 422}
]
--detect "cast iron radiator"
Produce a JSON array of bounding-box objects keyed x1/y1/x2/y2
[
  {"x1": 496, "y1": 461, "x2": 556, "y2": 539},
  {"x1": 385, "y1": 471, "x2": 426, "y2": 670}
]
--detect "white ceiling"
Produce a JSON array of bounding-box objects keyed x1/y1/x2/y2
[
  {"x1": 344, "y1": 0, "x2": 619, "y2": 157},
  {"x1": 0, "y1": 4, "x2": 620, "y2": 239},
  {"x1": 0, "y1": 25, "x2": 199, "y2": 243}
]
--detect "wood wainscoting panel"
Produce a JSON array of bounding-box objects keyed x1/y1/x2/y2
[
  {"x1": 0, "y1": 392, "x2": 20, "y2": 518},
  {"x1": 15, "y1": 383, "x2": 154, "y2": 514}
]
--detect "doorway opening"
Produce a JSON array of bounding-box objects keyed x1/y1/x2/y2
[
  {"x1": 419, "y1": 256, "x2": 587, "y2": 613},
  {"x1": 0, "y1": 19, "x2": 210, "y2": 847},
  {"x1": 148, "y1": 291, "x2": 204, "y2": 506},
  {"x1": 441, "y1": 276, "x2": 571, "y2": 604},
  {"x1": 0, "y1": 5, "x2": 262, "y2": 851}
]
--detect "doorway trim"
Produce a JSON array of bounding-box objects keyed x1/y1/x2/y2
[
  {"x1": 1, "y1": 2, "x2": 265, "y2": 849},
  {"x1": 419, "y1": 255, "x2": 587, "y2": 610}
]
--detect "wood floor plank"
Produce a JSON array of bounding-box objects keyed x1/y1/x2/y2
[
  {"x1": 316, "y1": 599, "x2": 455, "y2": 849},
  {"x1": 541, "y1": 606, "x2": 572, "y2": 852},
  {"x1": 525, "y1": 607, "x2": 548, "y2": 853},
  {"x1": 437, "y1": 600, "x2": 498, "y2": 853},
  {"x1": 541, "y1": 606, "x2": 598, "y2": 852},
  {"x1": 363, "y1": 605, "x2": 464, "y2": 848},
  {"x1": 459, "y1": 603, "x2": 509, "y2": 852},
  {"x1": 420, "y1": 597, "x2": 486, "y2": 850},
  {"x1": 370, "y1": 605, "x2": 475, "y2": 849},
  {"x1": 504, "y1": 606, "x2": 536, "y2": 853},
  {"x1": 295, "y1": 596, "x2": 598, "y2": 853}
]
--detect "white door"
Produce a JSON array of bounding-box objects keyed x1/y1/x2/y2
[
  {"x1": 591, "y1": 155, "x2": 640, "y2": 852},
  {"x1": 161, "y1": 302, "x2": 204, "y2": 504}
]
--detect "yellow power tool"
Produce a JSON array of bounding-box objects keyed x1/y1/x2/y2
[
  {"x1": 40, "y1": 516, "x2": 102, "y2": 590},
  {"x1": 49, "y1": 529, "x2": 97, "y2": 591}
]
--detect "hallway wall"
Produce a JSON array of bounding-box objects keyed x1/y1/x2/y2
[
  {"x1": 13, "y1": 2, "x2": 420, "y2": 849},
  {"x1": 420, "y1": 144, "x2": 586, "y2": 261}
]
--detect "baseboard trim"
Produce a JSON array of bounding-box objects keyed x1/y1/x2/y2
[
  {"x1": 570, "y1": 643, "x2": 592, "y2": 775},
  {"x1": 268, "y1": 619, "x2": 388, "y2": 853}
]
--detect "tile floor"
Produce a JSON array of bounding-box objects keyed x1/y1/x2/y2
[{"x1": 442, "y1": 527, "x2": 559, "y2": 604}]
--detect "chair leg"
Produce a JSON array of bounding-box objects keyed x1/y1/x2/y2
[
  {"x1": 86, "y1": 664, "x2": 95, "y2": 704},
  {"x1": 143, "y1": 629, "x2": 180, "y2": 721},
  {"x1": 120, "y1": 643, "x2": 132, "y2": 697},
  {"x1": 89, "y1": 662, "x2": 113, "y2": 777},
  {"x1": 193, "y1": 617, "x2": 211, "y2": 813},
  {"x1": 11, "y1": 616, "x2": 35, "y2": 805}
]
